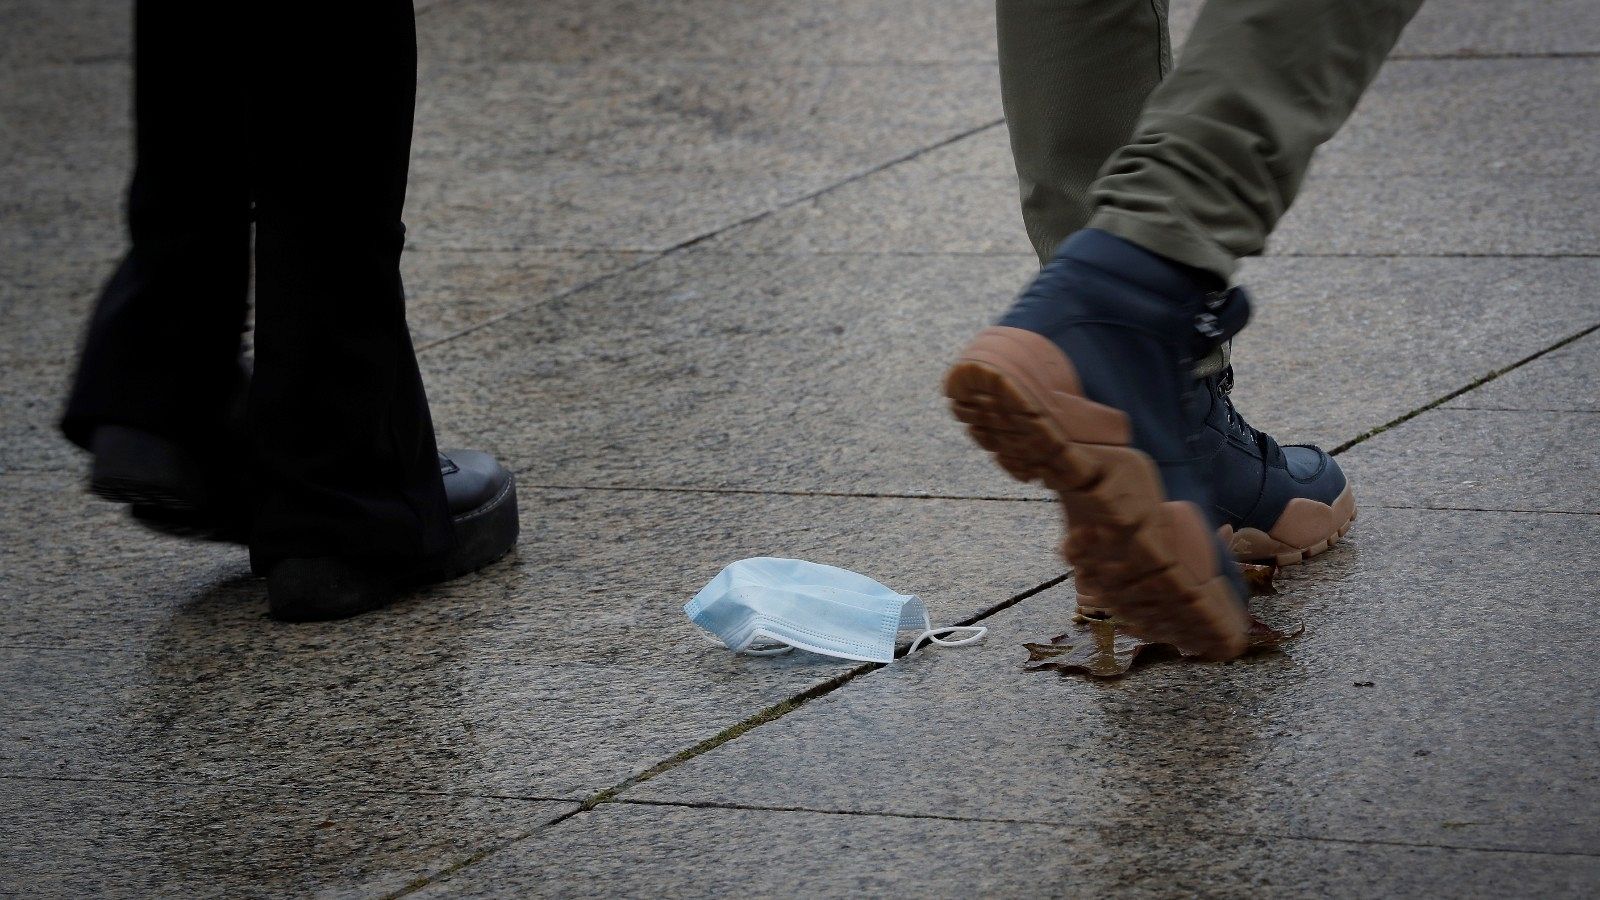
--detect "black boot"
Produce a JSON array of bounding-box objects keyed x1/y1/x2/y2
[{"x1": 266, "y1": 449, "x2": 519, "y2": 622}]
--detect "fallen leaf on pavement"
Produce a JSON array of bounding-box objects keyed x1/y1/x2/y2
[{"x1": 1024, "y1": 563, "x2": 1302, "y2": 679}]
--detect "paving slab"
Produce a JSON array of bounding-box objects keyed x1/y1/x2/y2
[
  {"x1": 1340, "y1": 408, "x2": 1600, "y2": 513},
  {"x1": 1223, "y1": 256, "x2": 1600, "y2": 451},
  {"x1": 407, "y1": 60, "x2": 1000, "y2": 252},
  {"x1": 1311, "y1": 59, "x2": 1600, "y2": 177},
  {"x1": 0, "y1": 474, "x2": 1061, "y2": 653},
  {"x1": 419, "y1": 0, "x2": 996, "y2": 65},
  {"x1": 415, "y1": 803, "x2": 1600, "y2": 899},
  {"x1": 1, "y1": 55, "x2": 1002, "y2": 257},
  {"x1": 36, "y1": 0, "x2": 1592, "y2": 74},
  {"x1": 0, "y1": 1, "x2": 128, "y2": 69},
  {"x1": 703, "y1": 58, "x2": 1600, "y2": 257},
  {"x1": 417, "y1": 251, "x2": 1600, "y2": 494},
  {"x1": 704, "y1": 171, "x2": 1600, "y2": 259},
  {"x1": 419, "y1": 251, "x2": 1033, "y2": 494},
  {"x1": 0, "y1": 249, "x2": 646, "y2": 359},
  {"x1": 1271, "y1": 175, "x2": 1600, "y2": 257},
  {"x1": 0, "y1": 473, "x2": 1062, "y2": 797},
  {"x1": 0, "y1": 777, "x2": 573, "y2": 900},
  {"x1": 0, "y1": 247, "x2": 649, "y2": 475},
  {"x1": 631, "y1": 506, "x2": 1600, "y2": 855},
  {"x1": 3, "y1": 0, "x2": 1596, "y2": 894},
  {"x1": 1165, "y1": 0, "x2": 1600, "y2": 60},
  {"x1": 1444, "y1": 331, "x2": 1600, "y2": 413},
  {"x1": 1393, "y1": 0, "x2": 1600, "y2": 56},
  {"x1": 0, "y1": 63, "x2": 129, "y2": 252}
]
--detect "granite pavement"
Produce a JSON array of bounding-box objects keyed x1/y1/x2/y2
[{"x1": 2, "y1": 0, "x2": 1596, "y2": 896}]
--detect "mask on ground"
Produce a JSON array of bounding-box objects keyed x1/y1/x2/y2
[{"x1": 685, "y1": 557, "x2": 986, "y2": 664}]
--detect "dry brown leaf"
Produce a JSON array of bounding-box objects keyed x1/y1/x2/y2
[
  {"x1": 1241, "y1": 562, "x2": 1278, "y2": 595},
  {"x1": 1024, "y1": 563, "x2": 1301, "y2": 679}
]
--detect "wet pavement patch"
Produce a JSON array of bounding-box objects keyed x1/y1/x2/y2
[{"x1": 1023, "y1": 564, "x2": 1301, "y2": 679}]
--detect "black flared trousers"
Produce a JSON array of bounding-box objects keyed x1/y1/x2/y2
[{"x1": 62, "y1": 1, "x2": 454, "y2": 568}]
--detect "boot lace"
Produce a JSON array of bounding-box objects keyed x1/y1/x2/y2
[{"x1": 1216, "y1": 366, "x2": 1284, "y2": 465}]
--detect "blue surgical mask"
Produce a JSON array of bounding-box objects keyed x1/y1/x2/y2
[{"x1": 685, "y1": 557, "x2": 986, "y2": 664}]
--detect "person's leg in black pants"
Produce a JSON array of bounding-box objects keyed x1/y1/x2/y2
[
  {"x1": 61, "y1": 1, "x2": 252, "y2": 478},
  {"x1": 244, "y1": 2, "x2": 453, "y2": 575},
  {"x1": 63, "y1": 0, "x2": 518, "y2": 620}
]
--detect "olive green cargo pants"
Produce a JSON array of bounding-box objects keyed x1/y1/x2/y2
[{"x1": 998, "y1": 0, "x2": 1426, "y2": 278}]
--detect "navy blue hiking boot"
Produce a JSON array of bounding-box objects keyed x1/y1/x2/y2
[
  {"x1": 1071, "y1": 368, "x2": 1357, "y2": 617},
  {"x1": 1201, "y1": 367, "x2": 1356, "y2": 566},
  {"x1": 944, "y1": 229, "x2": 1252, "y2": 659}
]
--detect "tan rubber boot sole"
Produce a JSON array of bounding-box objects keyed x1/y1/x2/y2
[
  {"x1": 944, "y1": 326, "x2": 1250, "y2": 661},
  {"x1": 1080, "y1": 484, "x2": 1358, "y2": 612},
  {"x1": 1223, "y1": 483, "x2": 1357, "y2": 566}
]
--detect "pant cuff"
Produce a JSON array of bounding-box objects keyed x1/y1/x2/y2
[{"x1": 1085, "y1": 207, "x2": 1238, "y2": 281}]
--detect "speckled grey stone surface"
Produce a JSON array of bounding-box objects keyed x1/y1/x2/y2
[
  {"x1": 416, "y1": 252, "x2": 1600, "y2": 494},
  {"x1": 1223, "y1": 257, "x2": 1600, "y2": 453},
  {"x1": 417, "y1": 0, "x2": 997, "y2": 65},
  {"x1": 1341, "y1": 408, "x2": 1599, "y2": 513},
  {"x1": 5, "y1": 0, "x2": 1599, "y2": 893},
  {"x1": 632, "y1": 506, "x2": 1600, "y2": 855},
  {"x1": 415, "y1": 804, "x2": 1600, "y2": 899},
  {"x1": 0, "y1": 472, "x2": 1063, "y2": 797},
  {"x1": 0, "y1": 245, "x2": 647, "y2": 474},
  {"x1": 405, "y1": 249, "x2": 651, "y2": 346},
  {"x1": 1394, "y1": 0, "x2": 1600, "y2": 56},
  {"x1": 0, "y1": 778, "x2": 574, "y2": 899},
  {"x1": 406, "y1": 60, "x2": 1000, "y2": 252},
  {"x1": 0, "y1": 61, "x2": 129, "y2": 253},
  {"x1": 418, "y1": 251, "x2": 1036, "y2": 494},
  {"x1": 706, "y1": 165, "x2": 1600, "y2": 258},
  {"x1": 1272, "y1": 174, "x2": 1600, "y2": 256},
  {"x1": 1445, "y1": 332, "x2": 1600, "y2": 413},
  {"x1": 0, "y1": 1, "x2": 129, "y2": 69},
  {"x1": 1311, "y1": 59, "x2": 1600, "y2": 178},
  {"x1": 704, "y1": 58, "x2": 1600, "y2": 257},
  {"x1": 1170, "y1": 0, "x2": 1600, "y2": 64}
]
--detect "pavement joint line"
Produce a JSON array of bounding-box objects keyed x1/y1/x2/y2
[
  {"x1": 384, "y1": 570, "x2": 1071, "y2": 898},
  {"x1": 411, "y1": 117, "x2": 1005, "y2": 354},
  {"x1": 396, "y1": 247, "x2": 1600, "y2": 259},
  {"x1": 1361, "y1": 503, "x2": 1600, "y2": 517},
  {"x1": 384, "y1": 324, "x2": 1600, "y2": 891},
  {"x1": 1440, "y1": 406, "x2": 1600, "y2": 414},
  {"x1": 1389, "y1": 50, "x2": 1600, "y2": 60},
  {"x1": 1327, "y1": 320, "x2": 1600, "y2": 456},
  {"x1": 603, "y1": 249, "x2": 1600, "y2": 259},
  {"x1": 510, "y1": 478, "x2": 1056, "y2": 504},
  {"x1": 0, "y1": 772, "x2": 577, "y2": 805},
  {"x1": 604, "y1": 797, "x2": 1600, "y2": 860},
  {"x1": 1266, "y1": 251, "x2": 1600, "y2": 259},
  {"x1": 412, "y1": 254, "x2": 663, "y2": 353}
]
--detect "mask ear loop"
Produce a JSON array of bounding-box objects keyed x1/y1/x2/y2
[{"x1": 907, "y1": 607, "x2": 988, "y2": 656}]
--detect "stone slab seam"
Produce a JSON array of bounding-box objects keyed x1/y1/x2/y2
[
  {"x1": 381, "y1": 319, "x2": 1598, "y2": 895},
  {"x1": 1390, "y1": 51, "x2": 1600, "y2": 60},
  {"x1": 0, "y1": 772, "x2": 578, "y2": 806},
  {"x1": 607, "y1": 797, "x2": 1600, "y2": 860},
  {"x1": 382, "y1": 572, "x2": 1070, "y2": 899},
  {"x1": 1360, "y1": 503, "x2": 1600, "y2": 517},
  {"x1": 1327, "y1": 321, "x2": 1600, "y2": 455},
  {"x1": 508, "y1": 480, "x2": 1058, "y2": 504},
  {"x1": 486, "y1": 319, "x2": 1599, "y2": 503},
  {"x1": 411, "y1": 119, "x2": 1005, "y2": 355}
]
